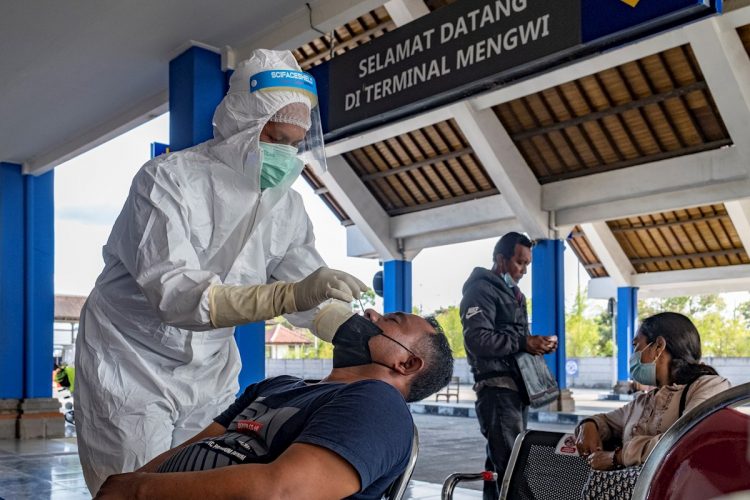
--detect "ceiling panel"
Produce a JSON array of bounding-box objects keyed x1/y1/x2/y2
[
  {"x1": 343, "y1": 119, "x2": 498, "y2": 216},
  {"x1": 493, "y1": 45, "x2": 731, "y2": 184},
  {"x1": 606, "y1": 204, "x2": 749, "y2": 273},
  {"x1": 293, "y1": 6, "x2": 394, "y2": 71},
  {"x1": 567, "y1": 227, "x2": 609, "y2": 278}
]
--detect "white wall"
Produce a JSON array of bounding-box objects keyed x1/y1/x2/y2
[{"x1": 266, "y1": 357, "x2": 750, "y2": 388}]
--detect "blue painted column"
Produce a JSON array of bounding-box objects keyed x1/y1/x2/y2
[
  {"x1": 150, "y1": 142, "x2": 170, "y2": 158},
  {"x1": 24, "y1": 170, "x2": 55, "y2": 398},
  {"x1": 0, "y1": 163, "x2": 25, "y2": 399},
  {"x1": 169, "y1": 46, "x2": 264, "y2": 389},
  {"x1": 617, "y1": 287, "x2": 638, "y2": 382},
  {"x1": 169, "y1": 46, "x2": 227, "y2": 151},
  {"x1": 383, "y1": 260, "x2": 412, "y2": 313},
  {"x1": 234, "y1": 323, "x2": 266, "y2": 390},
  {"x1": 531, "y1": 240, "x2": 566, "y2": 389}
]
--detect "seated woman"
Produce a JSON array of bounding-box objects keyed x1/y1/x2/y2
[{"x1": 575, "y1": 312, "x2": 730, "y2": 471}]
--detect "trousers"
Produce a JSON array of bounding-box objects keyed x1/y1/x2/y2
[{"x1": 475, "y1": 387, "x2": 528, "y2": 500}]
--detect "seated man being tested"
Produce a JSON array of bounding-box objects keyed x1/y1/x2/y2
[{"x1": 96, "y1": 304, "x2": 454, "y2": 500}]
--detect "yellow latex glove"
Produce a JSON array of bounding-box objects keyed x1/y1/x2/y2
[
  {"x1": 292, "y1": 267, "x2": 368, "y2": 312},
  {"x1": 208, "y1": 267, "x2": 368, "y2": 328},
  {"x1": 209, "y1": 282, "x2": 296, "y2": 328},
  {"x1": 312, "y1": 301, "x2": 357, "y2": 342}
]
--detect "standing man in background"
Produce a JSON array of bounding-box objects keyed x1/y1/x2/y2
[
  {"x1": 460, "y1": 232, "x2": 557, "y2": 500},
  {"x1": 75, "y1": 48, "x2": 367, "y2": 495}
]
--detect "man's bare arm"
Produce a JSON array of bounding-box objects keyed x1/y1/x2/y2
[
  {"x1": 97, "y1": 442, "x2": 361, "y2": 500},
  {"x1": 136, "y1": 422, "x2": 226, "y2": 473}
]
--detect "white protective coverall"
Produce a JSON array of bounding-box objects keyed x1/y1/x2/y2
[{"x1": 75, "y1": 49, "x2": 334, "y2": 493}]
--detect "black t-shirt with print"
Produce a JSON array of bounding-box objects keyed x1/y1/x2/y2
[{"x1": 157, "y1": 375, "x2": 413, "y2": 499}]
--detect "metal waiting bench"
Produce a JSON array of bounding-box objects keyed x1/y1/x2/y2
[
  {"x1": 435, "y1": 376, "x2": 460, "y2": 403},
  {"x1": 385, "y1": 425, "x2": 420, "y2": 500},
  {"x1": 632, "y1": 381, "x2": 750, "y2": 499},
  {"x1": 440, "y1": 382, "x2": 750, "y2": 500}
]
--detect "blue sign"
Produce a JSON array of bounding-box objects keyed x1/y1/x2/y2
[
  {"x1": 566, "y1": 359, "x2": 579, "y2": 377},
  {"x1": 581, "y1": 0, "x2": 712, "y2": 43}
]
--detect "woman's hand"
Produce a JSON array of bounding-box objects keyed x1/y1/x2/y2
[
  {"x1": 575, "y1": 421, "x2": 603, "y2": 458},
  {"x1": 586, "y1": 450, "x2": 616, "y2": 470}
]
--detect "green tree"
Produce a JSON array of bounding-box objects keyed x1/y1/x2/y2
[
  {"x1": 565, "y1": 288, "x2": 602, "y2": 357},
  {"x1": 434, "y1": 306, "x2": 466, "y2": 358},
  {"x1": 638, "y1": 294, "x2": 749, "y2": 357},
  {"x1": 593, "y1": 309, "x2": 614, "y2": 357},
  {"x1": 735, "y1": 300, "x2": 750, "y2": 328},
  {"x1": 353, "y1": 289, "x2": 377, "y2": 313}
]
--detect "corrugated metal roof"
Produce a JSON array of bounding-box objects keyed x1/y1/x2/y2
[
  {"x1": 493, "y1": 45, "x2": 731, "y2": 184},
  {"x1": 343, "y1": 119, "x2": 498, "y2": 215},
  {"x1": 293, "y1": 6, "x2": 395, "y2": 71},
  {"x1": 566, "y1": 227, "x2": 609, "y2": 278},
  {"x1": 607, "y1": 204, "x2": 749, "y2": 272}
]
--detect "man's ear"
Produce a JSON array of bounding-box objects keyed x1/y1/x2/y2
[
  {"x1": 493, "y1": 254, "x2": 504, "y2": 272},
  {"x1": 392, "y1": 355, "x2": 424, "y2": 376}
]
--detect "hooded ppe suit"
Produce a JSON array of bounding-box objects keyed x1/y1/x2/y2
[{"x1": 74, "y1": 49, "x2": 355, "y2": 494}]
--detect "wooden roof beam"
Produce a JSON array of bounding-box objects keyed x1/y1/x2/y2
[
  {"x1": 546, "y1": 147, "x2": 750, "y2": 226},
  {"x1": 472, "y1": 20, "x2": 688, "y2": 110},
  {"x1": 579, "y1": 222, "x2": 635, "y2": 286},
  {"x1": 451, "y1": 102, "x2": 549, "y2": 239},
  {"x1": 390, "y1": 194, "x2": 515, "y2": 238},
  {"x1": 325, "y1": 104, "x2": 454, "y2": 157},
  {"x1": 383, "y1": 0, "x2": 429, "y2": 26},
  {"x1": 688, "y1": 16, "x2": 750, "y2": 161},
  {"x1": 223, "y1": 0, "x2": 382, "y2": 69},
  {"x1": 634, "y1": 264, "x2": 750, "y2": 297},
  {"x1": 318, "y1": 155, "x2": 400, "y2": 260},
  {"x1": 725, "y1": 199, "x2": 750, "y2": 253},
  {"x1": 610, "y1": 214, "x2": 730, "y2": 233}
]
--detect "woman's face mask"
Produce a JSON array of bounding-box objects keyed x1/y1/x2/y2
[
  {"x1": 332, "y1": 314, "x2": 415, "y2": 369},
  {"x1": 629, "y1": 342, "x2": 658, "y2": 386},
  {"x1": 259, "y1": 141, "x2": 301, "y2": 189}
]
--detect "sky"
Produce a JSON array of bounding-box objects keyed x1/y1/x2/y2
[{"x1": 54, "y1": 112, "x2": 598, "y2": 315}]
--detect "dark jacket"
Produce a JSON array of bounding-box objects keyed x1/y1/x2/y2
[{"x1": 460, "y1": 267, "x2": 529, "y2": 382}]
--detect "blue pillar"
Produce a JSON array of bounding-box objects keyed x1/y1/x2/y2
[
  {"x1": 150, "y1": 142, "x2": 170, "y2": 158},
  {"x1": 617, "y1": 287, "x2": 638, "y2": 382},
  {"x1": 24, "y1": 171, "x2": 55, "y2": 398},
  {"x1": 169, "y1": 46, "x2": 266, "y2": 386},
  {"x1": 383, "y1": 260, "x2": 412, "y2": 313},
  {"x1": 169, "y1": 46, "x2": 227, "y2": 151},
  {"x1": 235, "y1": 323, "x2": 266, "y2": 392},
  {"x1": 0, "y1": 163, "x2": 25, "y2": 399},
  {"x1": 531, "y1": 240, "x2": 566, "y2": 389}
]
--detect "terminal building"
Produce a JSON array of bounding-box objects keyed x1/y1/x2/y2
[{"x1": 1, "y1": 1, "x2": 749, "y2": 498}]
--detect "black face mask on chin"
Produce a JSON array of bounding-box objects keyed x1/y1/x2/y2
[{"x1": 332, "y1": 314, "x2": 416, "y2": 369}]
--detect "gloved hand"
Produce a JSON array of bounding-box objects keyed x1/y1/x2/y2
[
  {"x1": 292, "y1": 267, "x2": 368, "y2": 312},
  {"x1": 312, "y1": 301, "x2": 357, "y2": 342},
  {"x1": 209, "y1": 282, "x2": 297, "y2": 328},
  {"x1": 208, "y1": 267, "x2": 368, "y2": 329}
]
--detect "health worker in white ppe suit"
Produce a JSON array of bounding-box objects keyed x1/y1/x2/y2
[{"x1": 74, "y1": 48, "x2": 367, "y2": 495}]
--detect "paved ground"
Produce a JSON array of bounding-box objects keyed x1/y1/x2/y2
[
  {"x1": 0, "y1": 387, "x2": 625, "y2": 499},
  {"x1": 411, "y1": 413, "x2": 575, "y2": 492}
]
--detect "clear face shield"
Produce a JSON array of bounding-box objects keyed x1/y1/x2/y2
[{"x1": 250, "y1": 70, "x2": 327, "y2": 174}]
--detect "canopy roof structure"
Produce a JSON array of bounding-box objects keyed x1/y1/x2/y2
[{"x1": 4, "y1": 0, "x2": 750, "y2": 299}]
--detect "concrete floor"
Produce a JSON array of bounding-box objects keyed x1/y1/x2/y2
[{"x1": 0, "y1": 388, "x2": 620, "y2": 499}]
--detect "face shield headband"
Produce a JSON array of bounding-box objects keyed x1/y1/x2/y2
[{"x1": 250, "y1": 70, "x2": 327, "y2": 174}]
